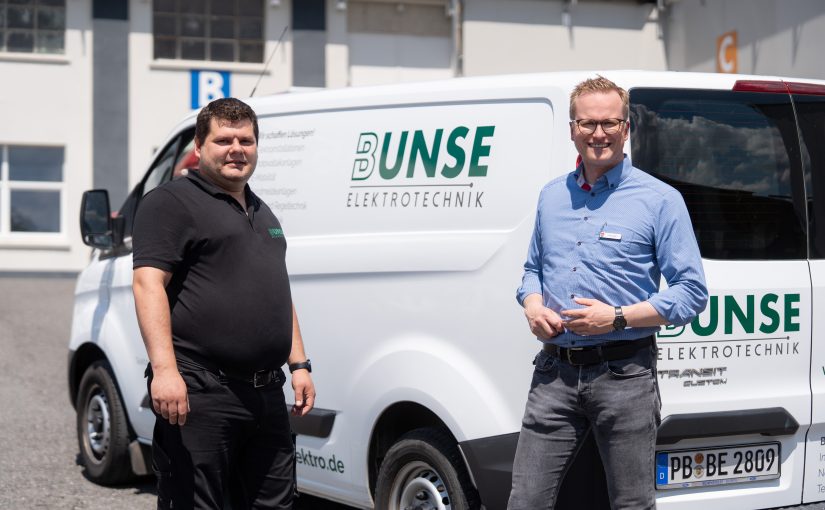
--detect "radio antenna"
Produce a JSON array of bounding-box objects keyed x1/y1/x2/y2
[{"x1": 250, "y1": 25, "x2": 289, "y2": 98}]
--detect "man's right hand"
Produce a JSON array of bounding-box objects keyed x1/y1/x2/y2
[
  {"x1": 523, "y1": 294, "x2": 564, "y2": 339},
  {"x1": 151, "y1": 368, "x2": 189, "y2": 426}
]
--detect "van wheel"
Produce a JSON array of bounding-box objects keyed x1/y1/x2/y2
[
  {"x1": 76, "y1": 360, "x2": 133, "y2": 484},
  {"x1": 375, "y1": 428, "x2": 480, "y2": 510}
]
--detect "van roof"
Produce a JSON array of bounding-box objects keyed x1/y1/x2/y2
[{"x1": 172, "y1": 70, "x2": 825, "y2": 129}]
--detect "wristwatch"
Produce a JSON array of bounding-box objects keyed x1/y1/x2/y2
[
  {"x1": 612, "y1": 306, "x2": 627, "y2": 331},
  {"x1": 289, "y1": 359, "x2": 312, "y2": 373}
]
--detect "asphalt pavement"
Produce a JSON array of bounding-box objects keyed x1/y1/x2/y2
[
  {"x1": 0, "y1": 274, "x2": 351, "y2": 509},
  {"x1": 1, "y1": 272, "x2": 824, "y2": 510}
]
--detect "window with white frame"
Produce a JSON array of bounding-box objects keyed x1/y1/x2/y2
[
  {"x1": 153, "y1": 0, "x2": 264, "y2": 63},
  {"x1": 0, "y1": 0, "x2": 66, "y2": 54},
  {"x1": 1, "y1": 145, "x2": 64, "y2": 235}
]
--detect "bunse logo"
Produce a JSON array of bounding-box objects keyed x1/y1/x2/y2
[{"x1": 347, "y1": 126, "x2": 495, "y2": 209}]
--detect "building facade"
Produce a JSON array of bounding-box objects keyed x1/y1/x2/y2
[{"x1": 0, "y1": 0, "x2": 822, "y2": 272}]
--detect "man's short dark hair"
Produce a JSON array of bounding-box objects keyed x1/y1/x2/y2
[{"x1": 195, "y1": 98, "x2": 259, "y2": 145}]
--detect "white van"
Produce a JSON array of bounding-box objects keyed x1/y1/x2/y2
[{"x1": 69, "y1": 70, "x2": 825, "y2": 509}]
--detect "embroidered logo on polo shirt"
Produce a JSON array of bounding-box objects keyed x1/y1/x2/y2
[{"x1": 268, "y1": 228, "x2": 284, "y2": 238}]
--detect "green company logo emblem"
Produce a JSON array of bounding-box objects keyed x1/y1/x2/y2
[
  {"x1": 351, "y1": 126, "x2": 496, "y2": 181},
  {"x1": 268, "y1": 228, "x2": 284, "y2": 238}
]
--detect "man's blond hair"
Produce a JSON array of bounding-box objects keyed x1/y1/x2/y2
[{"x1": 569, "y1": 76, "x2": 629, "y2": 120}]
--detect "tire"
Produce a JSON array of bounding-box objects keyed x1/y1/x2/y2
[
  {"x1": 375, "y1": 428, "x2": 481, "y2": 510},
  {"x1": 75, "y1": 360, "x2": 134, "y2": 485}
]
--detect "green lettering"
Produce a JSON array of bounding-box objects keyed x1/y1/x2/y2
[
  {"x1": 441, "y1": 126, "x2": 468, "y2": 178},
  {"x1": 785, "y1": 293, "x2": 801, "y2": 332},
  {"x1": 379, "y1": 131, "x2": 408, "y2": 179},
  {"x1": 469, "y1": 125, "x2": 495, "y2": 177},
  {"x1": 658, "y1": 325, "x2": 685, "y2": 337},
  {"x1": 352, "y1": 132, "x2": 378, "y2": 180},
  {"x1": 407, "y1": 129, "x2": 443, "y2": 178},
  {"x1": 691, "y1": 295, "x2": 718, "y2": 336},
  {"x1": 758, "y1": 293, "x2": 780, "y2": 334},
  {"x1": 725, "y1": 295, "x2": 754, "y2": 334}
]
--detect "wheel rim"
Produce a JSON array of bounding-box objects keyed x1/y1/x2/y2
[
  {"x1": 85, "y1": 386, "x2": 112, "y2": 462},
  {"x1": 390, "y1": 460, "x2": 451, "y2": 510}
]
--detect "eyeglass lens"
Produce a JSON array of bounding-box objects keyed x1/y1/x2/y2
[{"x1": 576, "y1": 119, "x2": 624, "y2": 134}]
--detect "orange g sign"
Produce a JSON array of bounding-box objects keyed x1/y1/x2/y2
[{"x1": 716, "y1": 31, "x2": 738, "y2": 74}]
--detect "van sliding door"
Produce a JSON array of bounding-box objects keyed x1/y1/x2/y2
[{"x1": 629, "y1": 88, "x2": 812, "y2": 509}]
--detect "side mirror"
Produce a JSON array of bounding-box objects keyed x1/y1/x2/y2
[{"x1": 80, "y1": 190, "x2": 113, "y2": 249}]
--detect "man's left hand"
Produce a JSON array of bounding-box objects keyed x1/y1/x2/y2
[
  {"x1": 561, "y1": 297, "x2": 616, "y2": 336},
  {"x1": 291, "y1": 370, "x2": 316, "y2": 417}
]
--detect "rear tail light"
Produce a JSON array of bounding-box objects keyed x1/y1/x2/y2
[{"x1": 733, "y1": 80, "x2": 825, "y2": 96}]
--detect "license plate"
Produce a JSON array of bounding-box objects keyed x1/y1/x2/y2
[{"x1": 655, "y1": 442, "x2": 780, "y2": 489}]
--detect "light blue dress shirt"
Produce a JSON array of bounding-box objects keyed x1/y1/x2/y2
[{"x1": 517, "y1": 156, "x2": 708, "y2": 347}]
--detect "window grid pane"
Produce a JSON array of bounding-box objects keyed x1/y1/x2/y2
[
  {"x1": 2, "y1": 144, "x2": 65, "y2": 235},
  {"x1": 35, "y1": 30, "x2": 62, "y2": 53},
  {"x1": 10, "y1": 190, "x2": 60, "y2": 232},
  {"x1": 7, "y1": 30, "x2": 33, "y2": 51},
  {"x1": 1, "y1": 1, "x2": 65, "y2": 54},
  {"x1": 9, "y1": 146, "x2": 63, "y2": 181},
  {"x1": 152, "y1": 0, "x2": 263, "y2": 62}
]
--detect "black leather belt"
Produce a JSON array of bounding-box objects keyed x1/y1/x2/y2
[
  {"x1": 543, "y1": 336, "x2": 654, "y2": 366},
  {"x1": 224, "y1": 369, "x2": 280, "y2": 389},
  {"x1": 175, "y1": 353, "x2": 281, "y2": 389}
]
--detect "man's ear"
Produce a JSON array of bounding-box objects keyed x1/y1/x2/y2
[{"x1": 194, "y1": 138, "x2": 202, "y2": 158}]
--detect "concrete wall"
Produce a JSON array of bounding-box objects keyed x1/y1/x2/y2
[
  {"x1": 663, "y1": 0, "x2": 825, "y2": 79},
  {"x1": 0, "y1": 1, "x2": 94, "y2": 272},
  {"x1": 463, "y1": 0, "x2": 667, "y2": 76}
]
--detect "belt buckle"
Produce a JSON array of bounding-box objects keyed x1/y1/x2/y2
[
  {"x1": 566, "y1": 347, "x2": 584, "y2": 365},
  {"x1": 252, "y1": 370, "x2": 269, "y2": 388}
]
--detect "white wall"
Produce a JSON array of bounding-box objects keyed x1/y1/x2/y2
[
  {"x1": 463, "y1": 0, "x2": 667, "y2": 76},
  {"x1": 0, "y1": 0, "x2": 93, "y2": 272},
  {"x1": 127, "y1": 1, "x2": 294, "y2": 188},
  {"x1": 663, "y1": 0, "x2": 825, "y2": 79}
]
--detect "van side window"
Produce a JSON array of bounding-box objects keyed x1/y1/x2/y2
[
  {"x1": 629, "y1": 88, "x2": 807, "y2": 261},
  {"x1": 142, "y1": 139, "x2": 180, "y2": 197},
  {"x1": 118, "y1": 128, "x2": 196, "y2": 242},
  {"x1": 793, "y1": 94, "x2": 825, "y2": 259}
]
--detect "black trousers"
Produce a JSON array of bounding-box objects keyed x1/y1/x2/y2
[{"x1": 148, "y1": 364, "x2": 295, "y2": 509}]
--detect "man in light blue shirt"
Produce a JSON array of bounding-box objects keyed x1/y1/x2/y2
[{"x1": 507, "y1": 77, "x2": 707, "y2": 510}]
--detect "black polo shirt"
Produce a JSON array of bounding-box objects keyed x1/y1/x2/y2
[{"x1": 132, "y1": 171, "x2": 293, "y2": 374}]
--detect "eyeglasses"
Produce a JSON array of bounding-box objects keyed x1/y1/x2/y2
[{"x1": 571, "y1": 118, "x2": 627, "y2": 135}]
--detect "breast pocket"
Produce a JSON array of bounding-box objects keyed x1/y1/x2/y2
[{"x1": 592, "y1": 223, "x2": 648, "y2": 261}]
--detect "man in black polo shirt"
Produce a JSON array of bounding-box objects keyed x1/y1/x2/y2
[{"x1": 132, "y1": 97, "x2": 314, "y2": 509}]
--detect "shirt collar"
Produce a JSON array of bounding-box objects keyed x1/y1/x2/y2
[
  {"x1": 574, "y1": 155, "x2": 631, "y2": 191},
  {"x1": 187, "y1": 170, "x2": 256, "y2": 206}
]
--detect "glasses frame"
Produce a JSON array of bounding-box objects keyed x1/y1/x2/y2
[{"x1": 570, "y1": 118, "x2": 628, "y2": 135}]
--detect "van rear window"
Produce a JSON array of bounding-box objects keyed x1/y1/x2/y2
[{"x1": 629, "y1": 88, "x2": 806, "y2": 261}]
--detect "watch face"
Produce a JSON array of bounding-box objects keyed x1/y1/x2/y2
[{"x1": 613, "y1": 317, "x2": 627, "y2": 330}]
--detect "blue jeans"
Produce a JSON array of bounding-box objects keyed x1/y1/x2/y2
[{"x1": 508, "y1": 344, "x2": 661, "y2": 510}]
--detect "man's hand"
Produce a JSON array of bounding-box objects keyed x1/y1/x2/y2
[
  {"x1": 291, "y1": 370, "x2": 316, "y2": 417},
  {"x1": 561, "y1": 297, "x2": 615, "y2": 336},
  {"x1": 151, "y1": 368, "x2": 189, "y2": 426},
  {"x1": 523, "y1": 294, "x2": 564, "y2": 339}
]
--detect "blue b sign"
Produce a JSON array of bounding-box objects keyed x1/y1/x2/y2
[{"x1": 191, "y1": 70, "x2": 231, "y2": 109}]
